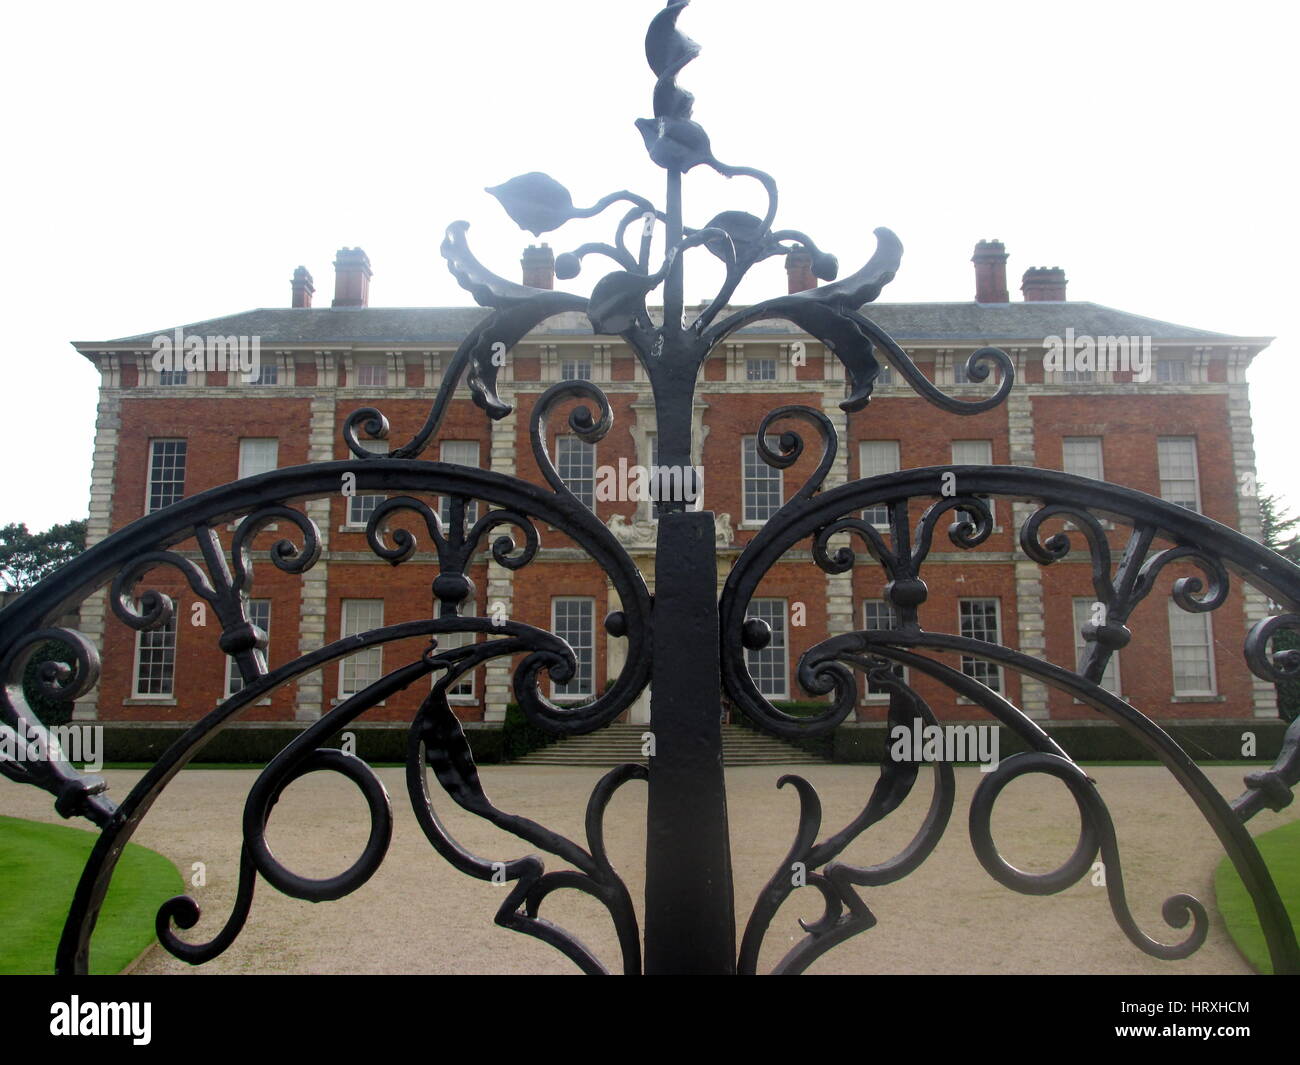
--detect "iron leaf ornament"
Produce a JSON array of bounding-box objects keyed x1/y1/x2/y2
[{"x1": 437, "y1": 0, "x2": 953, "y2": 421}]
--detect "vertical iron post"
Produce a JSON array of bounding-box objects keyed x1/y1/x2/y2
[{"x1": 643, "y1": 509, "x2": 737, "y2": 973}]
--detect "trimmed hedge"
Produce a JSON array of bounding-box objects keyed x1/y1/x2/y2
[
  {"x1": 502, "y1": 703, "x2": 558, "y2": 761},
  {"x1": 92, "y1": 714, "x2": 1290, "y2": 767},
  {"x1": 99, "y1": 721, "x2": 504, "y2": 765}
]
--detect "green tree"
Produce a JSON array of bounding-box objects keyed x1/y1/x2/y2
[
  {"x1": 1259, "y1": 488, "x2": 1300, "y2": 721},
  {"x1": 0, "y1": 519, "x2": 87, "y2": 593},
  {"x1": 0, "y1": 519, "x2": 87, "y2": 726}
]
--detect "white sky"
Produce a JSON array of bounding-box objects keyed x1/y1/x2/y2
[{"x1": 2, "y1": 0, "x2": 1296, "y2": 531}]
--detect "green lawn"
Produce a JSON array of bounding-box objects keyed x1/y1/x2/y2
[
  {"x1": 0, "y1": 814, "x2": 182, "y2": 975},
  {"x1": 1214, "y1": 819, "x2": 1300, "y2": 975}
]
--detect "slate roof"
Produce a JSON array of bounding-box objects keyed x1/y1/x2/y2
[{"x1": 82, "y1": 300, "x2": 1253, "y2": 350}]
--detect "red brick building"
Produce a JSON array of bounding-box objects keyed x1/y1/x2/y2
[{"x1": 69, "y1": 241, "x2": 1277, "y2": 731}]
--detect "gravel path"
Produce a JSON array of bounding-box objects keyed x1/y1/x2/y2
[{"x1": 6, "y1": 764, "x2": 1295, "y2": 975}]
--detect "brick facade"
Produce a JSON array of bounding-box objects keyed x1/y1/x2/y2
[{"x1": 70, "y1": 247, "x2": 1276, "y2": 728}]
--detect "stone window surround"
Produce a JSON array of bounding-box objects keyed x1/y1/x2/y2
[{"x1": 98, "y1": 342, "x2": 1246, "y2": 395}]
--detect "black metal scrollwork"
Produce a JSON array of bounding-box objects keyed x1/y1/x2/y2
[
  {"x1": 0, "y1": 441, "x2": 654, "y2": 972},
  {"x1": 721, "y1": 433, "x2": 1300, "y2": 974}
]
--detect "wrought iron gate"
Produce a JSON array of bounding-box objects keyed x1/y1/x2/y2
[{"x1": 2, "y1": 1, "x2": 1298, "y2": 975}]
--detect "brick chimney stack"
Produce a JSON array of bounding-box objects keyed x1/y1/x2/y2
[
  {"x1": 1021, "y1": 266, "x2": 1068, "y2": 302},
  {"x1": 785, "y1": 247, "x2": 816, "y2": 294},
  {"x1": 972, "y1": 240, "x2": 1009, "y2": 303},
  {"x1": 521, "y1": 244, "x2": 555, "y2": 289},
  {"x1": 332, "y1": 248, "x2": 372, "y2": 308},
  {"x1": 291, "y1": 266, "x2": 315, "y2": 309}
]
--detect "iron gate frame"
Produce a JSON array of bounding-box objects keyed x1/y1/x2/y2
[{"x1": 2, "y1": 0, "x2": 1298, "y2": 975}]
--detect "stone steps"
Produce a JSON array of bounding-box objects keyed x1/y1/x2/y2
[{"x1": 515, "y1": 723, "x2": 825, "y2": 766}]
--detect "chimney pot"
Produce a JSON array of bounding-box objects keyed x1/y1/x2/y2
[
  {"x1": 785, "y1": 247, "x2": 816, "y2": 294},
  {"x1": 291, "y1": 265, "x2": 315, "y2": 309},
  {"x1": 521, "y1": 243, "x2": 555, "y2": 289},
  {"x1": 1021, "y1": 266, "x2": 1068, "y2": 302},
  {"x1": 971, "y1": 239, "x2": 1009, "y2": 303},
  {"x1": 332, "y1": 247, "x2": 372, "y2": 308}
]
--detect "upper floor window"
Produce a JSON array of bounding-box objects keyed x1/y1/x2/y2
[
  {"x1": 355, "y1": 358, "x2": 388, "y2": 388},
  {"x1": 742, "y1": 435, "x2": 783, "y2": 524},
  {"x1": 560, "y1": 358, "x2": 592, "y2": 381},
  {"x1": 247, "y1": 361, "x2": 279, "y2": 386},
  {"x1": 876, "y1": 362, "x2": 893, "y2": 387},
  {"x1": 745, "y1": 598, "x2": 788, "y2": 698},
  {"x1": 746, "y1": 357, "x2": 777, "y2": 381},
  {"x1": 1060, "y1": 368, "x2": 1095, "y2": 384},
  {"x1": 1061, "y1": 436, "x2": 1103, "y2": 481},
  {"x1": 339, "y1": 599, "x2": 384, "y2": 697},
  {"x1": 134, "y1": 609, "x2": 177, "y2": 697},
  {"x1": 239, "y1": 438, "x2": 279, "y2": 480},
  {"x1": 951, "y1": 439, "x2": 995, "y2": 527},
  {"x1": 159, "y1": 368, "x2": 188, "y2": 387},
  {"x1": 552, "y1": 597, "x2": 595, "y2": 700},
  {"x1": 348, "y1": 439, "x2": 388, "y2": 526},
  {"x1": 1156, "y1": 359, "x2": 1187, "y2": 384},
  {"x1": 439, "y1": 441, "x2": 481, "y2": 529},
  {"x1": 557, "y1": 436, "x2": 595, "y2": 509},
  {"x1": 1157, "y1": 437, "x2": 1201, "y2": 512},
  {"x1": 443, "y1": 632, "x2": 478, "y2": 698},
  {"x1": 859, "y1": 440, "x2": 900, "y2": 527},
  {"x1": 862, "y1": 599, "x2": 904, "y2": 701},
  {"x1": 959, "y1": 598, "x2": 1002, "y2": 694},
  {"x1": 146, "y1": 440, "x2": 187, "y2": 513},
  {"x1": 1168, "y1": 603, "x2": 1216, "y2": 696},
  {"x1": 951, "y1": 439, "x2": 992, "y2": 466}
]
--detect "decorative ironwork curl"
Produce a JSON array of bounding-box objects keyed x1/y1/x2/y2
[
  {"x1": 231, "y1": 505, "x2": 322, "y2": 582},
  {"x1": 364, "y1": 494, "x2": 541, "y2": 616},
  {"x1": 0, "y1": 627, "x2": 111, "y2": 826},
  {"x1": 0, "y1": 626, "x2": 101, "y2": 707},
  {"x1": 796, "y1": 628, "x2": 1298, "y2": 971},
  {"x1": 124, "y1": 614, "x2": 607, "y2": 969},
  {"x1": 529, "y1": 379, "x2": 615, "y2": 498},
  {"x1": 407, "y1": 679, "x2": 647, "y2": 974},
  {"x1": 1133, "y1": 546, "x2": 1229, "y2": 613},
  {"x1": 1018, "y1": 504, "x2": 1228, "y2": 683},
  {"x1": 0, "y1": 448, "x2": 656, "y2": 972},
  {"x1": 1246, "y1": 613, "x2": 1300, "y2": 684},
  {"x1": 108, "y1": 510, "x2": 322, "y2": 691},
  {"x1": 343, "y1": 252, "x2": 588, "y2": 460},
  {"x1": 969, "y1": 750, "x2": 1206, "y2": 960},
  {"x1": 739, "y1": 669, "x2": 955, "y2": 974},
  {"x1": 718, "y1": 444, "x2": 1300, "y2": 971},
  {"x1": 754, "y1": 406, "x2": 838, "y2": 503}
]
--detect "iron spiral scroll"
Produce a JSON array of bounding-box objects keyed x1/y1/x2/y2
[{"x1": 0, "y1": 0, "x2": 1296, "y2": 975}]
